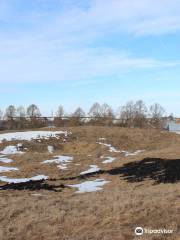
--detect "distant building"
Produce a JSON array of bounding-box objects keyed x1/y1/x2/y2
[{"x1": 164, "y1": 120, "x2": 180, "y2": 132}]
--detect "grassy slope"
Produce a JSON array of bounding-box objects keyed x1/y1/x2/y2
[{"x1": 0, "y1": 126, "x2": 180, "y2": 240}]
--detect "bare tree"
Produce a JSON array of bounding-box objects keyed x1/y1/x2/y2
[
  {"x1": 56, "y1": 105, "x2": 64, "y2": 118},
  {"x1": 27, "y1": 104, "x2": 41, "y2": 118},
  {"x1": 17, "y1": 106, "x2": 26, "y2": 118},
  {"x1": 149, "y1": 103, "x2": 165, "y2": 128},
  {"x1": 101, "y1": 103, "x2": 114, "y2": 118},
  {"x1": 134, "y1": 100, "x2": 147, "y2": 115},
  {"x1": 71, "y1": 107, "x2": 86, "y2": 126},
  {"x1": 120, "y1": 101, "x2": 135, "y2": 127},
  {"x1": 72, "y1": 107, "x2": 86, "y2": 118},
  {"x1": 88, "y1": 102, "x2": 102, "y2": 118},
  {"x1": 133, "y1": 100, "x2": 147, "y2": 127},
  {"x1": 149, "y1": 103, "x2": 165, "y2": 119},
  {"x1": 5, "y1": 105, "x2": 16, "y2": 119}
]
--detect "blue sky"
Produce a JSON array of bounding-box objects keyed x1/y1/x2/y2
[{"x1": 0, "y1": 0, "x2": 180, "y2": 115}]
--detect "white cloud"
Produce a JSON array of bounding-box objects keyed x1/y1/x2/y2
[
  {"x1": 44, "y1": 0, "x2": 180, "y2": 36},
  {"x1": 0, "y1": 0, "x2": 180, "y2": 83},
  {"x1": 0, "y1": 44, "x2": 178, "y2": 83}
]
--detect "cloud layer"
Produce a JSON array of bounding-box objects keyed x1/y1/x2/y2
[{"x1": 0, "y1": 0, "x2": 180, "y2": 83}]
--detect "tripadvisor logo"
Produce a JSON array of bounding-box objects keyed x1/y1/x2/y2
[
  {"x1": 135, "y1": 227, "x2": 144, "y2": 236},
  {"x1": 134, "y1": 227, "x2": 174, "y2": 236}
]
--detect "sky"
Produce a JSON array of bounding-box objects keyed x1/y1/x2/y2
[{"x1": 0, "y1": 0, "x2": 180, "y2": 116}]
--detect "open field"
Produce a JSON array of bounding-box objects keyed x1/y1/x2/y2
[{"x1": 0, "y1": 126, "x2": 180, "y2": 240}]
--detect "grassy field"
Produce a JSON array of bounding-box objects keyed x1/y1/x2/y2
[{"x1": 0, "y1": 126, "x2": 180, "y2": 240}]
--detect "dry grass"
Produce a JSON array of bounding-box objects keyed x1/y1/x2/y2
[{"x1": 0, "y1": 126, "x2": 180, "y2": 240}]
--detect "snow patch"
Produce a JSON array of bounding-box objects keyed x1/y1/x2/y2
[
  {"x1": 97, "y1": 141, "x2": 145, "y2": 157},
  {"x1": 68, "y1": 179, "x2": 110, "y2": 193},
  {"x1": 0, "y1": 175, "x2": 48, "y2": 183},
  {"x1": 101, "y1": 156, "x2": 116, "y2": 164},
  {"x1": 31, "y1": 193, "x2": 43, "y2": 197},
  {"x1": 122, "y1": 150, "x2": 145, "y2": 157},
  {"x1": 0, "y1": 145, "x2": 24, "y2": 155},
  {"x1": 47, "y1": 145, "x2": 54, "y2": 153},
  {"x1": 17, "y1": 143, "x2": 23, "y2": 148},
  {"x1": 97, "y1": 142, "x2": 121, "y2": 153},
  {"x1": 0, "y1": 131, "x2": 68, "y2": 143},
  {"x1": 43, "y1": 155, "x2": 73, "y2": 170},
  {"x1": 80, "y1": 165, "x2": 100, "y2": 175},
  {"x1": 99, "y1": 138, "x2": 106, "y2": 140},
  {"x1": 58, "y1": 165, "x2": 68, "y2": 170},
  {"x1": 0, "y1": 166, "x2": 18, "y2": 173},
  {"x1": 0, "y1": 156, "x2": 13, "y2": 163}
]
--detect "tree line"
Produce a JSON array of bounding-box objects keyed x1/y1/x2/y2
[{"x1": 0, "y1": 101, "x2": 171, "y2": 130}]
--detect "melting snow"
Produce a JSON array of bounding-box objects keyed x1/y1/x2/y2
[
  {"x1": 0, "y1": 175, "x2": 48, "y2": 183},
  {"x1": 101, "y1": 156, "x2": 116, "y2": 164},
  {"x1": 43, "y1": 155, "x2": 73, "y2": 170},
  {"x1": 17, "y1": 143, "x2": 23, "y2": 148},
  {"x1": 58, "y1": 165, "x2": 68, "y2": 170},
  {"x1": 31, "y1": 193, "x2": 43, "y2": 197},
  {"x1": 0, "y1": 156, "x2": 13, "y2": 163},
  {"x1": 0, "y1": 145, "x2": 24, "y2": 155},
  {"x1": 97, "y1": 141, "x2": 145, "y2": 157},
  {"x1": 122, "y1": 150, "x2": 145, "y2": 157},
  {"x1": 68, "y1": 179, "x2": 110, "y2": 193},
  {"x1": 97, "y1": 142, "x2": 121, "y2": 153},
  {"x1": 99, "y1": 138, "x2": 106, "y2": 140},
  {"x1": 0, "y1": 166, "x2": 18, "y2": 173},
  {"x1": 47, "y1": 145, "x2": 54, "y2": 153},
  {"x1": 80, "y1": 165, "x2": 100, "y2": 175},
  {"x1": 0, "y1": 131, "x2": 68, "y2": 143}
]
